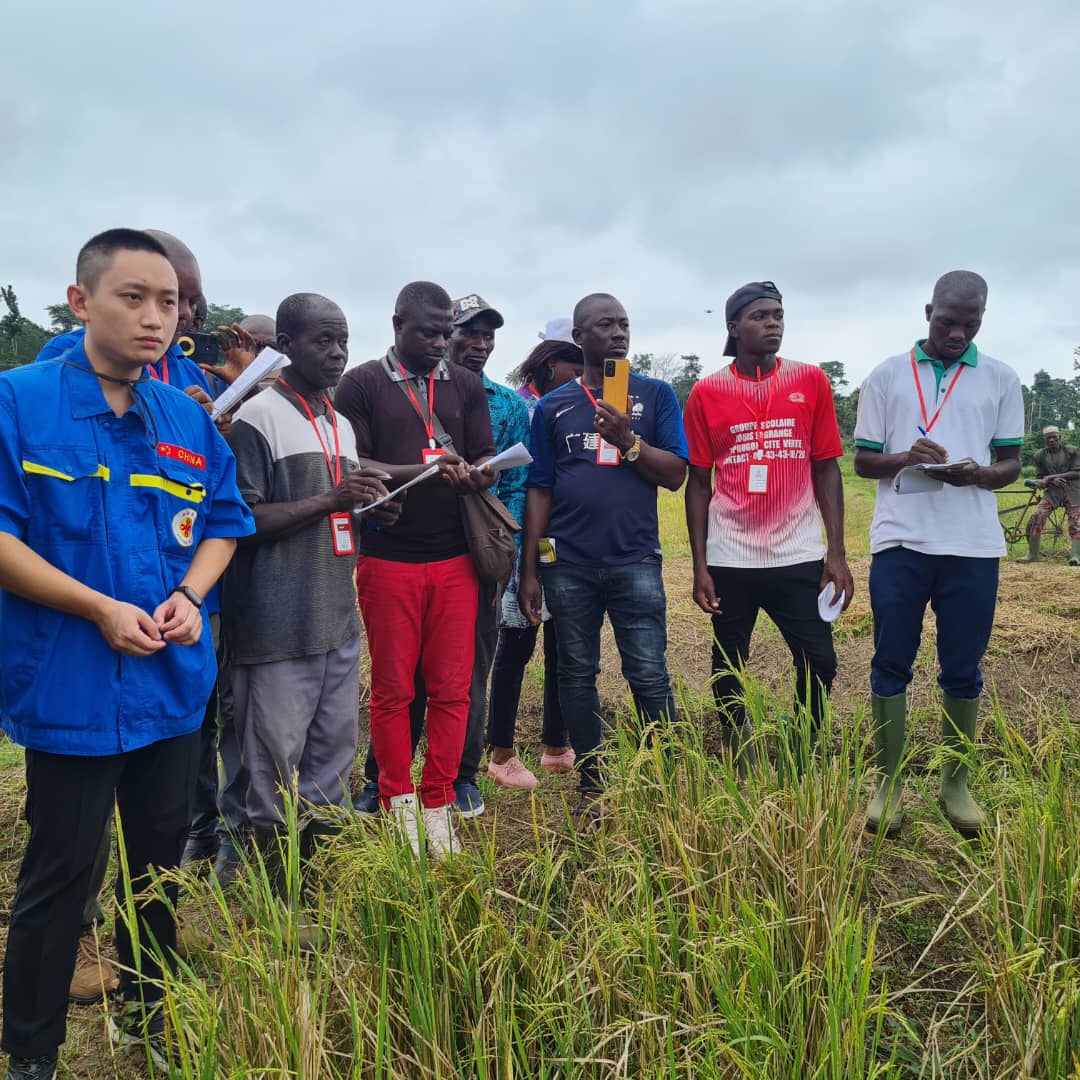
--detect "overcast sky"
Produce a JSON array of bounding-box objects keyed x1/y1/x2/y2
[{"x1": 3, "y1": 0, "x2": 1079, "y2": 389}]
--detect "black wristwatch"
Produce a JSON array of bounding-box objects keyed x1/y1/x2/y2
[{"x1": 170, "y1": 584, "x2": 204, "y2": 609}]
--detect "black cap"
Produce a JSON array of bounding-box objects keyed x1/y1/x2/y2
[{"x1": 723, "y1": 280, "x2": 783, "y2": 356}]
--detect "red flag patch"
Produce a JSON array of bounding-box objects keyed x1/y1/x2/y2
[{"x1": 158, "y1": 442, "x2": 206, "y2": 471}]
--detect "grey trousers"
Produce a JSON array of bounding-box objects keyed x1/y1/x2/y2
[{"x1": 232, "y1": 636, "x2": 361, "y2": 830}]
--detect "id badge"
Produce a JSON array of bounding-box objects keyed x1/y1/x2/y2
[
  {"x1": 422, "y1": 447, "x2": 446, "y2": 465},
  {"x1": 748, "y1": 464, "x2": 769, "y2": 494},
  {"x1": 597, "y1": 439, "x2": 621, "y2": 466},
  {"x1": 538, "y1": 537, "x2": 557, "y2": 564},
  {"x1": 329, "y1": 512, "x2": 355, "y2": 556}
]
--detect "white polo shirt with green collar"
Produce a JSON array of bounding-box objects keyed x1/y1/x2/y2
[{"x1": 854, "y1": 341, "x2": 1024, "y2": 557}]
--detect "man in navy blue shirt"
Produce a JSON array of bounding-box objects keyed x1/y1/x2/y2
[
  {"x1": 0, "y1": 229, "x2": 253, "y2": 1076},
  {"x1": 518, "y1": 293, "x2": 688, "y2": 824}
]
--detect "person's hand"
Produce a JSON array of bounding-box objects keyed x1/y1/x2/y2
[
  {"x1": 1047, "y1": 474, "x2": 1068, "y2": 488},
  {"x1": 329, "y1": 469, "x2": 391, "y2": 512},
  {"x1": 692, "y1": 565, "x2": 722, "y2": 615},
  {"x1": 184, "y1": 385, "x2": 214, "y2": 414},
  {"x1": 517, "y1": 573, "x2": 543, "y2": 627},
  {"x1": 820, "y1": 551, "x2": 855, "y2": 612},
  {"x1": 437, "y1": 454, "x2": 495, "y2": 494},
  {"x1": 594, "y1": 400, "x2": 635, "y2": 453},
  {"x1": 204, "y1": 324, "x2": 257, "y2": 386},
  {"x1": 1035, "y1": 478, "x2": 1049, "y2": 488},
  {"x1": 903, "y1": 437, "x2": 948, "y2": 467},
  {"x1": 215, "y1": 410, "x2": 234, "y2": 439},
  {"x1": 95, "y1": 599, "x2": 167, "y2": 656},
  {"x1": 366, "y1": 489, "x2": 406, "y2": 528},
  {"x1": 153, "y1": 592, "x2": 203, "y2": 645},
  {"x1": 940, "y1": 462, "x2": 985, "y2": 487}
]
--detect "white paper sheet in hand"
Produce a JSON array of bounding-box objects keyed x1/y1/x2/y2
[
  {"x1": 893, "y1": 467, "x2": 945, "y2": 494},
  {"x1": 210, "y1": 348, "x2": 291, "y2": 419},
  {"x1": 354, "y1": 463, "x2": 441, "y2": 514},
  {"x1": 474, "y1": 442, "x2": 533, "y2": 474}
]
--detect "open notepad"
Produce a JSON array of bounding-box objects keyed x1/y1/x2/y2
[{"x1": 893, "y1": 458, "x2": 977, "y2": 494}]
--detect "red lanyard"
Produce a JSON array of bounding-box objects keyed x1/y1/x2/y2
[
  {"x1": 279, "y1": 379, "x2": 341, "y2": 484},
  {"x1": 580, "y1": 379, "x2": 601, "y2": 409},
  {"x1": 910, "y1": 349, "x2": 964, "y2": 435},
  {"x1": 731, "y1": 361, "x2": 778, "y2": 426},
  {"x1": 395, "y1": 356, "x2": 438, "y2": 449},
  {"x1": 147, "y1": 357, "x2": 170, "y2": 384}
]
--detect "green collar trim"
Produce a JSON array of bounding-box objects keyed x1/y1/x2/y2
[{"x1": 914, "y1": 340, "x2": 977, "y2": 393}]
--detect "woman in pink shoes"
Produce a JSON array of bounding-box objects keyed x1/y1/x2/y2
[{"x1": 486, "y1": 326, "x2": 583, "y2": 789}]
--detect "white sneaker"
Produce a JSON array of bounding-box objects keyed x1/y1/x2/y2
[
  {"x1": 422, "y1": 804, "x2": 462, "y2": 860},
  {"x1": 388, "y1": 793, "x2": 420, "y2": 856}
]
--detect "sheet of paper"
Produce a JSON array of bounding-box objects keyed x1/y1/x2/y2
[
  {"x1": 473, "y1": 441, "x2": 533, "y2": 474},
  {"x1": 893, "y1": 467, "x2": 945, "y2": 494},
  {"x1": 210, "y1": 348, "x2": 291, "y2": 419},
  {"x1": 354, "y1": 463, "x2": 441, "y2": 514},
  {"x1": 908, "y1": 457, "x2": 976, "y2": 474}
]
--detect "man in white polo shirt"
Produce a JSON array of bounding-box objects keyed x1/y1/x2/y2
[{"x1": 854, "y1": 270, "x2": 1024, "y2": 838}]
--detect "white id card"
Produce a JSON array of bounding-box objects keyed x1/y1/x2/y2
[
  {"x1": 597, "y1": 439, "x2": 621, "y2": 466},
  {"x1": 748, "y1": 464, "x2": 769, "y2": 494}
]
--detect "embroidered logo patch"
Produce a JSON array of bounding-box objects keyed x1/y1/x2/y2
[
  {"x1": 788, "y1": 392, "x2": 805, "y2": 403},
  {"x1": 172, "y1": 508, "x2": 197, "y2": 547},
  {"x1": 158, "y1": 443, "x2": 206, "y2": 471}
]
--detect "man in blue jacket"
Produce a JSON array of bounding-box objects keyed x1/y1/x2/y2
[{"x1": 0, "y1": 229, "x2": 254, "y2": 1078}]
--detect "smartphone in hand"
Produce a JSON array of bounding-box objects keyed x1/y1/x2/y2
[{"x1": 603, "y1": 359, "x2": 629, "y2": 414}]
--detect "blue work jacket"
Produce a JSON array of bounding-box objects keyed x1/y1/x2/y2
[{"x1": 0, "y1": 344, "x2": 254, "y2": 755}]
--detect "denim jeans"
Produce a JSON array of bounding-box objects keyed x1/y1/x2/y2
[{"x1": 540, "y1": 556, "x2": 675, "y2": 792}]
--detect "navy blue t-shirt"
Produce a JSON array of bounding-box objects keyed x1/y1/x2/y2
[{"x1": 527, "y1": 374, "x2": 688, "y2": 566}]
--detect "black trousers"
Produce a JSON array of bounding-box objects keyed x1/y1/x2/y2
[
  {"x1": 487, "y1": 621, "x2": 565, "y2": 749},
  {"x1": 708, "y1": 561, "x2": 837, "y2": 731},
  {"x1": 1, "y1": 730, "x2": 200, "y2": 1058}
]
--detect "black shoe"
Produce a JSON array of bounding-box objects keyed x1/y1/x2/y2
[
  {"x1": 211, "y1": 838, "x2": 243, "y2": 889},
  {"x1": 570, "y1": 794, "x2": 603, "y2": 834},
  {"x1": 180, "y1": 833, "x2": 218, "y2": 866},
  {"x1": 109, "y1": 1000, "x2": 180, "y2": 1075},
  {"x1": 6, "y1": 1055, "x2": 57, "y2": 1080},
  {"x1": 352, "y1": 782, "x2": 380, "y2": 817}
]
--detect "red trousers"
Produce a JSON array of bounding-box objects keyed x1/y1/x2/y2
[{"x1": 356, "y1": 554, "x2": 478, "y2": 809}]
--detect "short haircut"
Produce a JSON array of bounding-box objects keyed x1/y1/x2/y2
[
  {"x1": 395, "y1": 281, "x2": 452, "y2": 319},
  {"x1": 572, "y1": 292, "x2": 621, "y2": 328},
  {"x1": 276, "y1": 292, "x2": 339, "y2": 340},
  {"x1": 76, "y1": 228, "x2": 170, "y2": 294},
  {"x1": 931, "y1": 270, "x2": 988, "y2": 307}
]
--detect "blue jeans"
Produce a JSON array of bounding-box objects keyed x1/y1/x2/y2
[
  {"x1": 540, "y1": 556, "x2": 675, "y2": 792},
  {"x1": 869, "y1": 546, "x2": 999, "y2": 699}
]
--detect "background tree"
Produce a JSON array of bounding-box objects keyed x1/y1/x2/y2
[
  {"x1": 204, "y1": 303, "x2": 246, "y2": 331},
  {"x1": 631, "y1": 352, "x2": 653, "y2": 376},
  {"x1": 0, "y1": 287, "x2": 49, "y2": 371},
  {"x1": 671, "y1": 353, "x2": 701, "y2": 408},
  {"x1": 46, "y1": 302, "x2": 80, "y2": 333},
  {"x1": 819, "y1": 360, "x2": 848, "y2": 393}
]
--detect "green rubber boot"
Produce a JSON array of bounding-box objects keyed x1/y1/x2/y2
[
  {"x1": 939, "y1": 695, "x2": 987, "y2": 838},
  {"x1": 1017, "y1": 536, "x2": 1041, "y2": 563},
  {"x1": 865, "y1": 693, "x2": 906, "y2": 838},
  {"x1": 720, "y1": 718, "x2": 757, "y2": 780},
  {"x1": 1069, "y1": 540, "x2": 1080, "y2": 567}
]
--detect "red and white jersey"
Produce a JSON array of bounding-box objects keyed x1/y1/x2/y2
[{"x1": 683, "y1": 358, "x2": 843, "y2": 568}]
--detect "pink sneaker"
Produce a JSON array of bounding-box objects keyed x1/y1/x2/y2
[
  {"x1": 539, "y1": 748, "x2": 576, "y2": 774},
  {"x1": 487, "y1": 756, "x2": 539, "y2": 790}
]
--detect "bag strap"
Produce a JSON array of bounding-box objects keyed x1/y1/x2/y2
[{"x1": 387, "y1": 360, "x2": 458, "y2": 455}]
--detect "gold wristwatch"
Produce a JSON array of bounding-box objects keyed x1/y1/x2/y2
[{"x1": 624, "y1": 435, "x2": 642, "y2": 463}]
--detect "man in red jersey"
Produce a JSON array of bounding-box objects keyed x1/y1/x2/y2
[{"x1": 683, "y1": 282, "x2": 853, "y2": 773}]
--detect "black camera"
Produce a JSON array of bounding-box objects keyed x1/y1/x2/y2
[{"x1": 176, "y1": 332, "x2": 222, "y2": 367}]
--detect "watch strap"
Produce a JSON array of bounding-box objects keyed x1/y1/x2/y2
[{"x1": 171, "y1": 584, "x2": 203, "y2": 609}]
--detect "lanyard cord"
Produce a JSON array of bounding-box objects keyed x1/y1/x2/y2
[
  {"x1": 910, "y1": 348, "x2": 964, "y2": 435},
  {"x1": 394, "y1": 356, "x2": 438, "y2": 449},
  {"x1": 279, "y1": 379, "x2": 341, "y2": 484},
  {"x1": 731, "y1": 361, "x2": 778, "y2": 426}
]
